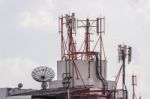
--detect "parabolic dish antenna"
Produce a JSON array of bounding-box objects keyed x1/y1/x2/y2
[{"x1": 32, "y1": 66, "x2": 55, "y2": 89}]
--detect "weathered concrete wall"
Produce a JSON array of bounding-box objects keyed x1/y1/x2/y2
[
  {"x1": 57, "y1": 60, "x2": 107, "y2": 80},
  {"x1": 0, "y1": 88, "x2": 8, "y2": 99},
  {"x1": 49, "y1": 60, "x2": 107, "y2": 89},
  {"x1": 0, "y1": 88, "x2": 31, "y2": 99}
]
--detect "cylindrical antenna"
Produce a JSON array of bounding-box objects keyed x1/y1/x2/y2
[
  {"x1": 118, "y1": 44, "x2": 132, "y2": 99},
  {"x1": 132, "y1": 75, "x2": 137, "y2": 99}
]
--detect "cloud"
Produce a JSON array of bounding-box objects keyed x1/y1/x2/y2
[
  {"x1": 0, "y1": 0, "x2": 55, "y2": 31},
  {"x1": 0, "y1": 57, "x2": 40, "y2": 89},
  {"x1": 19, "y1": 10, "x2": 54, "y2": 28},
  {"x1": 18, "y1": 0, "x2": 55, "y2": 29},
  {"x1": 129, "y1": 0, "x2": 150, "y2": 24}
]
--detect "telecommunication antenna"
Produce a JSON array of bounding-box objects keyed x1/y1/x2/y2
[
  {"x1": 118, "y1": 44, "x2": 132, "y2": 99},
  {"x1": 59, "y1": 13, "x2": 107, "y2": 91},
  {"x1": 132, "y1": 75, "x2": 137, "y2": 99},
  {"x1": 32, "y1": 66, "x2": 55, "y2": 90}
]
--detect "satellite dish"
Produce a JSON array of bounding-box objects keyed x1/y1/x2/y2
[
  {"x1": 18, "y1": 83, "x2": 23, "y2": 89},
  {"x1": 32, "y1": 66, "x2": 55, "y2": 89}
]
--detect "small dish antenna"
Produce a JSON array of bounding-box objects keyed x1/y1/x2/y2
[
  {"x1": 18, "y1": 83, "x2": 23, "y2": 89},
  {"x1": 32, "y1": 66, "x2": 55, "y2": 90}
]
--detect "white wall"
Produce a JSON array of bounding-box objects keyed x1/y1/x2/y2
[
  {"x1": 54, "y1": 60, "x2": 107, "y2": 88},
  {"x1": 57, "y1": 60, "x2": 107, "y2": 80}
]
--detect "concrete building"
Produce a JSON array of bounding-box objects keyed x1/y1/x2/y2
[
  {"x1": 0, "y1": 88, "x2": 31, "y2": 99},
  {"x1": 49, "y1": 60, "x2": 109, "y2": 89}
]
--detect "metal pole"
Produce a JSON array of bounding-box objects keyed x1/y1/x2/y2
[
  {"x1": 67, "y1": 88, "x2": 70, "y2": 99},
  {"x1": 132, "y1": 75, "x2": 135, "y2": 99},
  {"x1": 123, "y1": 55, "x2": 125, "y2": 90}
]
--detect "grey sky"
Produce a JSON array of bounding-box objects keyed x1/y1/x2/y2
[{"x1": 0, "y1": 0, "x2": 149, "y2": 98}]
